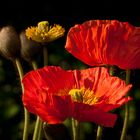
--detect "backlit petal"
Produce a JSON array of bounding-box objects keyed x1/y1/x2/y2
[
  {"x1": 73, "y1": 102, "x2": 117, "y2": 127},
  {"x1": 65, "y1": 20, "x2": 140, "y2": 69},
  {"x1": 22, "y1": 66, "x2": 75, "y2": 95}
]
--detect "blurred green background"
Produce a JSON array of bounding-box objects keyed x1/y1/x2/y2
[{"x1": 0, "y1": 0, "x2": 140, "y2": 139}]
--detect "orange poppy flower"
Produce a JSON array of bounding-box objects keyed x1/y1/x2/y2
[
  {"x1": 65, "y1": 20, "x2": 140, "y2": 69},
  {"x1": 22, "y1": 66, "x2": 132, "y2": 127}
]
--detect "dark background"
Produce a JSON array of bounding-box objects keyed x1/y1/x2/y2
[
  {"x1": 0, "y1": 0, "x2": 140, "y2": 29},
  {"x1": 0, "y1": 0, "x2": 140, "y2": 140}
]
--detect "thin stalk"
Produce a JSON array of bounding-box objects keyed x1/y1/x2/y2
[
  {"x1": 71, "y1": 118, "x2": 79, "y2": 140},
  {"x1": 96, "y1": 65, "x2": 114, "y2": 140},
  {"x1": 37, "y1": 120, "x2": 43, "y2": 140},
  {"x1": 120, "y1": 69, "x2": 131, "y2": 140},
  {"x1": 32, "y1": 117, "x2": 43, "y2": 140},
  {"x1": 15, "y1": 58, "x2": 30, "y2": 140},
  {"x1": 43, "y1": 123, "x2": 48, "y2": 139},
  {"x1": 96, "y1": 126, "x2": 103, "y2": 140},
  {"x1": 31, "y1": 60, "x2": 38, "y2": 70},
  {"x1": 31, "y1": 61, "x2": 43, "y2": 140},
  {"x1": 43, "y1": 46, "x2": 48, "y2": 66}
]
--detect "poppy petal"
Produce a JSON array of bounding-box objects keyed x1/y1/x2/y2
[
  {"x1": 65, "y1": 20, "x2": 140, "y2": 69},
  {"x1": 73, "y1": 102, "x2": 117, "y2": 127},
  {"x1": 73, "y1": 67, "x2": 109, "y2": 90},
  {"x1": 22, "y1": 66, "x2": 75, "y2": 95},
  {"x1": 23, "y1": 93, "x2": 73, "y2": 124}
]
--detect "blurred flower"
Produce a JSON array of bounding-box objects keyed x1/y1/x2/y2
[
  {"x1": 20, "y1": 31, "x2": 42, "y2": 62},
  {"x1": 25, "y1": 21, "x2": 65, "y2": 43},
  {"x1": 0, "y1": 26, "x2": 20, "y2": 60},
  {"x1": 22, "y1": 66, "x2": 132, "y2": 127},
  {"x1": 65, "y1": 20, "x2": 140, "y2": 69}
]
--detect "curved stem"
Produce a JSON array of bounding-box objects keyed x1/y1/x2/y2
[
  {"x1": 43, "y1": 46, "x2": 48, "y2": 66},
  {"x1": 120, "y1": 69, "x2": 131, "y2": 140},
  {"x1": 15, "y1": 58, "x2": 30, "y2": 140},
  {"x1": 32, "y1": 117, "x2": 43, "y2": 140},
  {"x1": 23, "y1": 108, "x2": 30, "y2": 140},
  {"x1": 37, "y1": 120, "x2": 43, "y2": 140},
  {"x1": 31, "y1": 61, "x2": 43, "y2": 140},
  {"x1": 96, "y1": 126, "x2": 103, "y2": 140},
  {"x1": 43, "y1": 123, "x2": 48, "y2": 139},
  {"x1": 31, "y1": 60, "x2": 38, "y2": 70},
  {"x1": 71, "y1": 118, "x2": 79, "y2": 140}
]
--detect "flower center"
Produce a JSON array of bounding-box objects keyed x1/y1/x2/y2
[
  {"x1": 25, "y1": 21, "x2": 65, "y2": 43},
  {"x1": 69, "y1": 88, "x2": 98, "y2": 105},
  {"x1": 37, "y1": 21, "x2": 49, "y2": 31}
]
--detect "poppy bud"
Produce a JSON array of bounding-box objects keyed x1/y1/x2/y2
[
  {"x1": 0, "y1": 26, "x2": 20, "y2": 60},
  {"x1": 20, "y1": 31, "x2": 42, "y2": 62}
]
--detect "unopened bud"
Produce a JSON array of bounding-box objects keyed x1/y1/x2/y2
[
  {"x1": 20, "y1": 31, "x2": 42, "y2": 62},
  {"x1": 0, "y1": 26, "x2": 20, "y2": 60}
]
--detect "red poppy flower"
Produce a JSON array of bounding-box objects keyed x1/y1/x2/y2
[
  {"x1": 65, "y1": 20, "x2": 140, "y2": 69},
  {"x1": 22, "y1": 66, "x2": 132, "y2": 127}
]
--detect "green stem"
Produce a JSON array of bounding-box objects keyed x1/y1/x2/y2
[
  {"x1": 43, "y1": 123, "x2": 48, "y2": 139},
  {"x1": 120, "y1": 69, "x2": 131, "y2": 140},
  {"x1": 43, "y1": 46, "x2": 48, "y2": 66},
  {"x1": 15, "y1": 58, "x2": 30, "y2": 140},
  {"x1": 31, "y1": 60, "x2": 38, "y2": 70},
  {"x1": 37, "y1": 120, "x2": 43, "y2": 140},
  {"x1": 31, "y1": 61, "x2": 43, "y2": 140},
  {"x1": 23, "y1": 108, "x2": 30, "y2": 140},
  {"x1": 71, "y1": 118, "x2": 79, "y2": 140},
  {"x1": 96, "y1": 126, "x2": 103, "y2": 140},
  {"x1": 33, "y1": 117, "x2": 43, "y2": 140}
]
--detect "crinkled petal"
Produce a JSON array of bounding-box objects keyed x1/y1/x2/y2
[
  {"x1": 22, "y1": 66, "x2": 132, "y2": 126},
  {"x1": 73, "y1": 102, "x2": 117, "y2": 127},
  {"x1": 65, "y1": 20, "x2": 102, "y2": 66},
  {"x1": 95, "y1": 76, "x2": 132, "y2": 97},
  {"x1": 22, "y1": 66, "x2": 75, "y2": 95},
  {"x1": 72, "y1": 67, "x2": 109, "y2": 90},
  {"x1": 65, "y1": 20, "x2": 140, "y2": 69},
  {"x1": 23, "y1": 93, "x2": 73, "y2": 124},
  {"x1": 95, "y1": 96, "x2": 132, "y2": 112}
]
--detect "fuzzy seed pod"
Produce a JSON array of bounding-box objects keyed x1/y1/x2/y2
[
  {"x1": 20, "y1": 31, "x2": 42, "y2": 62},
  {"x1": 0, "y1": 26, "x2": 20, "y2": 60}
]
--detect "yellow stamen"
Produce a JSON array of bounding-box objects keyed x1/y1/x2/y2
[
  {"x1": 69, "y1": 88, "x2": 99, "y2": 105},
  {"x1": 25, "y1": 21, "x2": 65, "y2": 43}
]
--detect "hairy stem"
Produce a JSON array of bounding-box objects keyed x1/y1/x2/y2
[
  {"x1": 96, "y1": 126, "x2": 103, "y2": 140},
  {"x1": 72, "y1": 118, "x2": 79, "y2": 140},
  {"x1": 15, "y1": 58, "x2": 30, "y2": 140}
]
